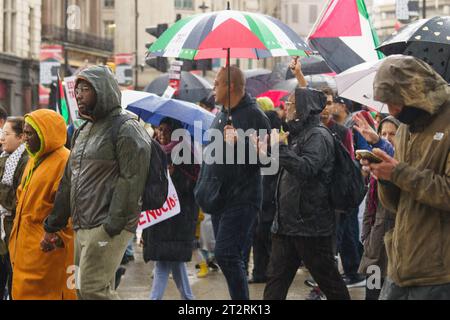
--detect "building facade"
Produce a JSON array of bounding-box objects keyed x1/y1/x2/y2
[
  {"x1": 372, "y1": 0, "x2": 450, "y2": 42},
  {"x1": 41, "y1": 0, "x2": 114, "y2": 71},
  {"x1": 0, "y1": 0, "x2": 41, "y2": 115}
]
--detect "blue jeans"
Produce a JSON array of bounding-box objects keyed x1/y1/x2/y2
[
  {"x1": 150, "y1": 261, "x2": 195, "y2": 300},
  {"x1": 125, "y1": 239, "x2": 134, "y2": 257},
  {"x1": 337, "y1": 209, "x2": 363, "y2": 278},
  {"x1": 212, "y1": 204, "x2": 258, "y2": 300}
]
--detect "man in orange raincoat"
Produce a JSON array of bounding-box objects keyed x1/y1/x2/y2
[{"x1": 8, "y1": 109, "x2": 76, "y2": 300}]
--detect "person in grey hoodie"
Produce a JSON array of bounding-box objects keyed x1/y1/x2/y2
[{"x1": 43, "y1": 65, "x2": 151, "y2": 300}]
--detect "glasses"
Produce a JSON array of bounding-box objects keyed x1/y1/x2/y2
[{"x1": 75, "y1": 87, "x2": 92, "y2": 95}]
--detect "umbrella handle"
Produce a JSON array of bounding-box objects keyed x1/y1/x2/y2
[{"x1": 227, "y1": 48, "x2": 232, "y2": 125}]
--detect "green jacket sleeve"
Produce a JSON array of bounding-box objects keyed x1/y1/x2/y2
[
  {"x1": 104, "y1": 121, "x2": 151, "y2": 236},
  {"x1": 389, "y1": 154, "x2": 450, "y2": 211},
  {"x1": 44, "y1": 159, "x2": 72, "y2": 233}
]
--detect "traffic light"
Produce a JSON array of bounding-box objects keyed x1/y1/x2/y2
[{"x1": 145, "y1": 23, "x2": 169, "y2": 73}]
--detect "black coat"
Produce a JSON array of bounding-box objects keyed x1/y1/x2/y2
[
  {"x1": 194, "y1": 93, "x2": 271, "y2": 214},
  {"x1": 143, "y1": 162, "x2": 199, "y2": 262},
  {"x1": 272, "y1": 89, "x2": 336, "y2": 237}
]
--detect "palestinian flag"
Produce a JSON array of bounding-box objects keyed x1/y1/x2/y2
[
  {"x1": 56, "y1": 74, "x2": 69, "y2": 124},
  {"x1": 308, "y1": 0, "x2": 384, "y2": 74}
]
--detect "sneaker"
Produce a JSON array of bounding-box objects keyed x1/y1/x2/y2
[
  {"x1": 306, "y1": 288, "x2": 326, "y2": 300},
  {"x1": 304, "y1": 278, "x2": 318, "y2": 288},
  {"x1": 343, "y1": 275, "x2": 366, "y2": 288},
  {"x1": 208, "y1": 260, "x2": 219, "y2": 271}
]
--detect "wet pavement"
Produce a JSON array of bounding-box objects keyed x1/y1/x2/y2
[{"x1": 117, "y1": 241, "x2": 365, "y2": 300}]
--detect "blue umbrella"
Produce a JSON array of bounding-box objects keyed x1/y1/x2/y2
[{"x1": 127, "y1": 94, "x2": 215, "y2": 143}]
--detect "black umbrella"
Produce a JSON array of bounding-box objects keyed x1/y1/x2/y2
[
  {"x1": 286, "y1": 55, "x2": 334, "y2": 79},
  {"x1": 377, "y1": 16, "x2": 450, "y2": 82},
  {"x1": 244, "y1": 69, "x2": 280, "y2": 97},
  {"x1": 144, "y1": 71, "x2": 213, "y2": 103},
  {"x1": 272, "y1": 74, "x2": 337, "y2": 93}
]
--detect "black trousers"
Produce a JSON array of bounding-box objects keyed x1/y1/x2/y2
[
  {"x1": 0, "y1": 253, "x2": 12, "y2": 300},
  {"x1": 251, "y1": 220, "x2": 272, "y2": 281},
  {"x1": 264, "y1": 234, "x2": 350, "y2": 300}
]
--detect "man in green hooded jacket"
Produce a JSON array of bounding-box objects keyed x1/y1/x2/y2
[{"x1": 43, "y1": 66, "x2": 151, "y2": 300}]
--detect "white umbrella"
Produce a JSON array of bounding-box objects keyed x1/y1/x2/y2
[
  {"x1": 121, "y1": 90, "x2": 153, "y2": 109},
  {"x1": 334, "y1": 57, "x2": 405, "y2": 113}
]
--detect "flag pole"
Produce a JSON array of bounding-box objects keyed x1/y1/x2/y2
[{"x1": 226, "y1": 1, "x2": 232, "y2": 125}]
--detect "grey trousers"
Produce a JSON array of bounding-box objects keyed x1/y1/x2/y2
[
  {"x1": 380, "y1": 278, "x2": 450, "y2": 300},
  {"x1": 75, "y1": 226, "x2": 133, "y2": 300}
]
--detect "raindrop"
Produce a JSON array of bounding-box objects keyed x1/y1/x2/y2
[
  {"x1": 415, "y1": 35, "x2": 422, "y2": 40},
  {"x1": 437, "y1": 22, "x2": 444, "y2": 26},
  {"x1": 434, "y1": 32, "x2": 441, "y2": 36},
  {"x1": 422, "y1": 26, "x2": 429, "y2": 31}
]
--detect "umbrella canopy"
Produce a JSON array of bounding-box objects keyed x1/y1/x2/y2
[
  {"x1": 272, "y1": 74, "x2": 337, "y2": 93},
  {"x1": 149, "y1": 10, "x2": 312, "y2": 60},
  {"x1": 377, "y1": 16, "x2": 450, "y2": 82},
  {"x1": 335, "y1": 58, "x2": 394, "y2": 112},
  {"x1": 257, "y1": 90, "x2": 289, "y2": 108},
  {"x1": 144, "y1": 71, "x2": 213, "y2": 103},
  {"x1": 127, "y1": 94, "x2": 215, "y2": 141},
  {"x1": 244, "y1": 69, "x2": 280, "y2": 97},
  {"x1": 121, "y1": 90, "x2": 153, "y2": 108}
]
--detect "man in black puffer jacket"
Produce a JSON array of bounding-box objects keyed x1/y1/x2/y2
[{"x1": 261, "y1": 88, "x2": 350, "y2": 300}]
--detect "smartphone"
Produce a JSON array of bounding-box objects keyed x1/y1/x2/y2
[{"x1": 356, "y1": 150, "x2": 383, "y2": 164}]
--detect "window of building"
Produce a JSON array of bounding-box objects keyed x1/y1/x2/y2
[
  {"x1": 292, "y1": 4, "x2": 299, "y2": 24},
  {"x1": 3, "y1": 0, "x2": 17, "y2": 53},
  {"x1": 104, "y1": 20, "x2": 115, "y2": 39},
  {"x1": 175, "y1": 0, "x2": 194, "y2": 10},
  {"x1": 104, "y1": 0, "x2": 115, "y2": 9},
  {"x1": 309, "y1": 4, "x2": 318, "y2": 24}
]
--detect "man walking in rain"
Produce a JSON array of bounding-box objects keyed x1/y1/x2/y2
[
  {"x1": 195, "y1": 66, "x2": 271, "y2": 300},
  {"x1": 43, "y1": 66, "x2": 151, "y2": 300},
  {"x1": 362, "y1": 55, "x2": 450, "y2": 300}
]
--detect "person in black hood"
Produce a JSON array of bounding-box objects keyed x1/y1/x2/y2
[{"x1": 257, "y1": 88, "x2": 350, "y2": 300}]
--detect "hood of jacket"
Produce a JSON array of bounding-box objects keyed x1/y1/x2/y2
[
  {"x1": 288, "y1": 88, "x2": 326, "y2": 136},
  {"x1": 378, "y1": 115, "x2": 401, "y2": 135},
  {"x1": 24, "y1": 109, "x2": 67, "y2": 159},
  {"x1": 374, "y1": 55, "x2": 450, "y2": 116},
  {"x1": 76, "y1": 65, "x2": 122, "y2": 121}
]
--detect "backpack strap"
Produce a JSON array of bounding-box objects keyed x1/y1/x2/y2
[
  {"x1": 110, "y1": 113, "x2": 136, "y2": 147},
  {"x1": 71, "y1": 121, "x2": 89, "y2": 149}
]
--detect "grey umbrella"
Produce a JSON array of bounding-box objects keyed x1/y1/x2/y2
[{"x1": 144, "y1": 71, "x2": 213, "y2": 103}]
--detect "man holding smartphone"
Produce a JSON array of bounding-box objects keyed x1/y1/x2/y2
[{"x1": 361, "y1": 55, "x2": 450, "y2": 300}]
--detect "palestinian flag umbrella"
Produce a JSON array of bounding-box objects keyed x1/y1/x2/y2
[{"x1": 148, "y1": 3, "x2": 312, "y2": 122}]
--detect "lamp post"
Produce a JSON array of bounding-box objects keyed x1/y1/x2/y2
[{"x1": 135, "y1": 0, "x2": 139, "y2": 89}]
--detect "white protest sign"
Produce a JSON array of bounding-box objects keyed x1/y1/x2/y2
[
  {"x1": 162, "y1": 86, "x2": 176, "y2": 99},
  {"x1": 137, "y1": 173, "x2": 181, "y2": 231},
  {"x1": 63, "y1": 76, "x2": 79, "y2": 123}
]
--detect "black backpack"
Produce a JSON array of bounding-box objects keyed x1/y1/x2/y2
[
  {"x1": 74, "y1": 114, "x2": 169, "y2": 211},
  {"x1": 318, "y1": 126, "x2": 367, "y2": 211}
]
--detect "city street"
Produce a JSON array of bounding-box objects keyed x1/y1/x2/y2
[{"x1": 118, "y1": 242, "x2": 365, "y2": 300}]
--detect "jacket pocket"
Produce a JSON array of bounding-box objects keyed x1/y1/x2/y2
[{"x1": 194, "y1": 176, "x2": 224, "y2": 214}]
